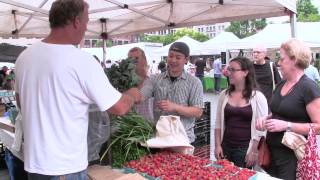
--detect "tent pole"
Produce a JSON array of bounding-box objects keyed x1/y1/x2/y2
[
  {"x1": 100, "y1": 18, "x2": 108, "y2": 67},
  {"x1": 290, "y1": 11, "x2": 297, "y2": 38},
  {"x1": 103, "y1": 39, "x2": 106, "y2": 65}
]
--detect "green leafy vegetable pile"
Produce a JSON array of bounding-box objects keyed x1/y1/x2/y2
[
  {"x1": 105, "y1": 58, "x2": 141, "y2": 92},
  {"x1": 101, "y1": 112, "x2": 155, "y2": 168}
]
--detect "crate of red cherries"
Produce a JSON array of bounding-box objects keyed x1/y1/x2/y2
[{"x1": 125, "y1": 151, "x2": 256, "y2": 180}]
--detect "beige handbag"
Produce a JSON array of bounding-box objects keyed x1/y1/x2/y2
[
  {"x1": 141, "y1": 115, "x2": 194, "y2": 155},
  {"x1": 282, "y1": 131, "x2": 307, "y2": 160}
]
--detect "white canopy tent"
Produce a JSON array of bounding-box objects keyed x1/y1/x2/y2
[
  {"x1": 200, "y1": 31, "x2": 240, "y2": 55},
  {"x1": 227, "y1": 22, "x2": 320, "y2": 49},
  {"x1": 152, "y1": 36, "x2": 202, "y2": 56},
  {"x1": 0, "y1": 37, "x2": 40, "y2": 46},
  {"x1": 0, "y1": 0, "x2": 296, "y2": 39},
  {"x1": 82, "y1": 42, "x2": 162, "y2": 64}
]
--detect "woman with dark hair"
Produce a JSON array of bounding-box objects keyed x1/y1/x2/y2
[{"x1": 214, "y1": 56, "x2": 268, "y2": 168}]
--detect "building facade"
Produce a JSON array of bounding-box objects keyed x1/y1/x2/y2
[{"x1": 82, "y1": 22, "x2": 230, "y2": 48}]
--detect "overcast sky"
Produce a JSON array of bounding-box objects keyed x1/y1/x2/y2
[
  {"x1": 312, "y1": 0, "x2": 320, "y2": 9},
  {"x1": 267, "y1": 0, "x2": 320, "y2": 23}
]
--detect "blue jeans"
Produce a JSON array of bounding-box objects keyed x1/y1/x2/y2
[
  {"x1": 28, "y1": 169, "x2": 88, "y2": 180},
  {"x1": 4, "y1": 148, "x2": 28, "y2": 180},
  {"x1": 214, "y1": 74, "x2": 221, "y2": 92},
  {"x1": 222, "y1": 143, "x2": 248, "y2": 168}
]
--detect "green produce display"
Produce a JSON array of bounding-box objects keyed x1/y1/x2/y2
[
  {"x1": 101, "y1": 112, "x2": 155, "y2": 168},
  {"x1": 101, "y1": 58, "x2": 155, "y2": 167},
  {"x1": 105, "y1": 58, "x2": 141, "y2": 92}
]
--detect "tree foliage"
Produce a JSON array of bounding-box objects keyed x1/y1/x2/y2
[
  {"x1": 141, "y1": 28, "x2": 209, "y2": 45},
  {"x1": 297, "y1": 0, "x2": 320, "y2": 22},
  {"x1": 225, "y1": 19, "x2": 267, "y2": 38}
]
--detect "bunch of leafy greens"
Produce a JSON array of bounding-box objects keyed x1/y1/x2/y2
[
  {"x1": 105, "y1": 58, "x2": 141, "y2": 92},
  {"x1": 100, "y1": 112, "x2": 155, "y2": 168}
]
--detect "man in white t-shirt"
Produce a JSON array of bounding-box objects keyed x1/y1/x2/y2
[{"x1": 14, "y1": 0, "x2": 141, "y2": 179}]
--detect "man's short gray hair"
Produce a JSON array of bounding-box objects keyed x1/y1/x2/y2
[{"x1": 49, "y1": 0, "x2": 87, "y2": 28}]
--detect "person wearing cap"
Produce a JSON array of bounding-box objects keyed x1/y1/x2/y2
[
  {"x1": 140, "y1": 42, "x2": 204, "y2": 143},
  {"x1": 252, "y1": 44, "x2": 281, "y2": 104}
]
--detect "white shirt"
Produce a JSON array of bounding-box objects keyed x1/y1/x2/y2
[
  {"x1": 213, "y1": 59, "x2": 222, "y2": 75},
  {"x1": 15, "y1": 41, "x2": 121, "y2": 175},
  {"x1": 149, "y1": 62, "x2": 159, "y2": 74}
]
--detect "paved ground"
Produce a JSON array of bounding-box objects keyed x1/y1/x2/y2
[
  {"x1": 203, "y1": 92, "x2": 219, "y2": 160},
  {"x1": 0, "y1": 169, "x2": 9, "y2": 180}
]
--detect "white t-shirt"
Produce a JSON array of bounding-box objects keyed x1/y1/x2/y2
[
  {"x1": 213, "y1": 58, "x2": 222, "y2": 75},
  {"x1": 15, "y1": 41, "x2": 121, "y2": 175}
]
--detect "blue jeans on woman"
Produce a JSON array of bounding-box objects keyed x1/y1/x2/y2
[
  {"x1": 222, "y1": 143, "x2": 248, "y2": 168},
  {"x1": 28, "y1": 169, "x2": 88, "y2": 180}
]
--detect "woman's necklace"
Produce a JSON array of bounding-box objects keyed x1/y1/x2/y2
[{"x1": 281, "y1": 75, "x2": 303, "y2": 96}]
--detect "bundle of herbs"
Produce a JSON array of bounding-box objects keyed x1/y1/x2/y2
[
  {"x1": 101, "y1": 112, "x2": 155, "y2": 168},
  {"x1": 101, "y1": 58, "x2": 155, "y2": 167},
  {"x1": 105, "y1": 58, "x2": 141, "y2": 92}
]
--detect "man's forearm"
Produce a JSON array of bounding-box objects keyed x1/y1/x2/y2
[{"x1": 174, "y1": 104, "x2": 202, "y2": 118}]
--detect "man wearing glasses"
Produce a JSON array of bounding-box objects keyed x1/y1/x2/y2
[{"x1": 252, "y1": 45, "x2": 281, "y2": 104}]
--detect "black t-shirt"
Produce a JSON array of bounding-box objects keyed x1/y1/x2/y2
[
  {"x1": 254, "y1": 61, "x2": 281, "y2": 103},
  {"x1": 195, "y1": 60, "x2": 206, "y2": 76},
  {"x1": 267, "y1": 75, "x2": 320, "y2": 147}
]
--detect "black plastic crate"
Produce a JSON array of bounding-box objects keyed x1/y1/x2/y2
[
  {"x1": 203, "y1": 102, "x2": 211, "y2": 115},
  {"x1": 194, "y1": 145, "x2": 210, "y2": 159},
  {"x1": 0, "y1": 143, "x2": 7, "y2": 170},
  {"x1": 193, "y1": 131, "x2": 210, "y2": 148},
  {"x1": 194, "y1": 123, "x2": 210, "y2": 135}
]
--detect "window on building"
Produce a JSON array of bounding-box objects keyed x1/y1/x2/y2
[
  {"x1": 124, "y1": 41, "x2": 129, "y2": 44},
  {"x1": 84, "y1": 40, "x2": 91, "y2": 48},
  {"x1": 213, "y1": 26, "x2": 216, "y2": 31},
  {"x1": 92, "y1": 39, "x2": 98, "y2": 47}
]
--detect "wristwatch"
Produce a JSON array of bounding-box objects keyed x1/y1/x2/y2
[{"x1": 286, "y1": 122, "x2": 292, "y2": 132}]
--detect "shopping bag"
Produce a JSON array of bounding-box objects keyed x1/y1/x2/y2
[
  {"x1": 296, "y1": 124, "x2": 320, "y2": 180},
  {"x1": 282, "y1": 131, "x2": 307, "y2": 160},
  {"x1": 141, "y1": 115, "x2": 194, "y2": 154},
  {"x1": 257, "y1": 136, "x2": 271, "y2": 169}
]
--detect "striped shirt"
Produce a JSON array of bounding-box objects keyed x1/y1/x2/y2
[{"x1": 141, "y1": 70, "x2": 204, "y2": 142}]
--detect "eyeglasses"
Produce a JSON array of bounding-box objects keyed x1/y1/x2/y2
[
  {"x1": 227, "y1": 67, "x2": 243, "y2": 72},
  {"x1": 253, "y1": 51, "x2": 263, "y2": 54}
]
